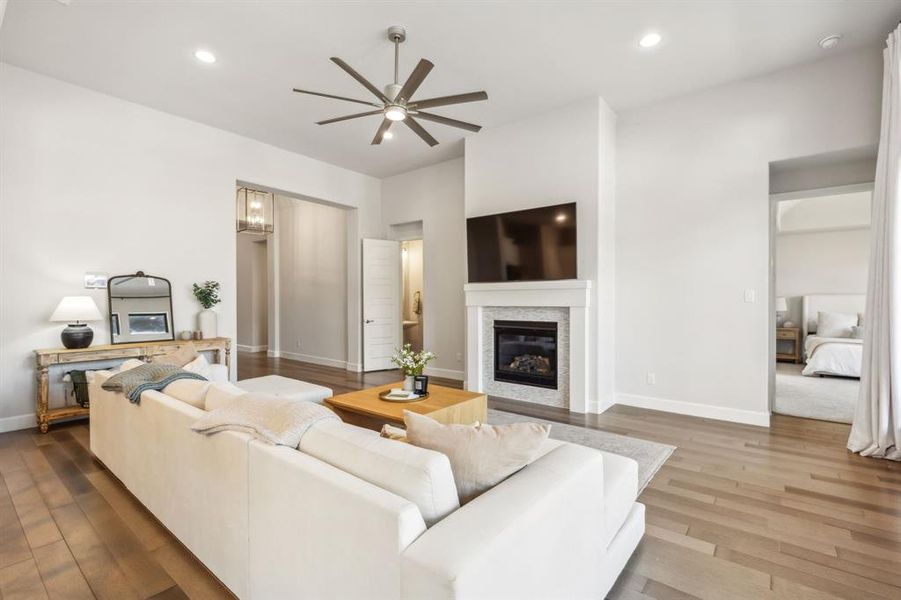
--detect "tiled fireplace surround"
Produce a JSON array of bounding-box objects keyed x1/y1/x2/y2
[{"x1": 464, "y1": 280, "x2": 591, "y2": 413}]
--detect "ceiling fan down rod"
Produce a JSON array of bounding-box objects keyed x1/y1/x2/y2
[{"x1": 387, "y1": 26, "x2": 406, "y2": 87}]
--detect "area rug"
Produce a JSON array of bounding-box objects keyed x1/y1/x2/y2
[
  {"x1": 775, "y1": 363, "x2": 857, "y2": 424},
  {"x1": 488, "y1": 409, "x2": 674, "y2": 493}
]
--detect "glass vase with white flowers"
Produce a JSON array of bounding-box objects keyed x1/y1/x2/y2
[{"x1": 391, "y1": 344, "x2": 436, "y2": 392}]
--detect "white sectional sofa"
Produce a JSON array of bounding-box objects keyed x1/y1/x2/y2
[{"x1": 88, "y1": 372, "x2": 644, "y2": 599}]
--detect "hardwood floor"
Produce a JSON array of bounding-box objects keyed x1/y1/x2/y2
[{"x1": 1, "y1": 351, "x2": 899, "y2": 599}]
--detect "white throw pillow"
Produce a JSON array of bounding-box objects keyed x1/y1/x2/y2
[
  {"x1": 817, "y1": 311, "x2": 858, "y2": 338},
  {"x1": 403, "y1": 410, "x2": 550, "y2": 504},
  {"x1": 182, "y1": 354, "x2": 212, "y2": 378},
  {"x1": 205, "y1": 382, "x2": 246, "y2": 411},
  {"x1": 851, "y1": 325, "x2": 865, "y2": 339},
  {"x1": 164, "y1": 379, "x2": 211, "y2": 408}
]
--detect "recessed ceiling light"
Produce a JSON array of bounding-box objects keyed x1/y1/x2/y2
[
  {"x1": 194, "y1": 49, "x2": 216, "y2": 64},
  {"x1": 639, "y1": 32, "x2": 662, "y2": 48},
  {"x1": 818, "y1": 34, "x2": 842, "y2": 50},
  {"x1": 383, "y1": 131, "x2": 394, "y2": 140}
]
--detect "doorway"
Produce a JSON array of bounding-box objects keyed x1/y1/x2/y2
[
  {"x1": 767, "y1": 148, "x2": 875, "y2": 423},
  {"x1": 401, "y1": 239, "x2": 424, "y2": 352},
  {"x1": 236, "y1": 233, "x2": 269, "y2": 353}
]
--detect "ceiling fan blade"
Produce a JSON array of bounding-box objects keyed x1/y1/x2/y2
[
  {"x1": 396, "y1": 59, "x2": 433, "y2": 104},
  {"x1": 292, "y1": 88, "x2": 381, "y2": 107},
  {"x1": 371, "y1": 119, "x2": 393, "y2": 145},
  {"x1": 404, "y1": 117, "x2": 438, "y2": 147},
  {"x1": 317, "y1": 110, "x2": 383, "y2": 125},
  {"x1": 414, "y1": 111, "x2": 481, "y2": 132},
  {"x1": 330, "y1": 57, "x2": 390, "y2": 104},
  {"x1": 408, "y1": 91, "x2": 488, "y2": 110}
]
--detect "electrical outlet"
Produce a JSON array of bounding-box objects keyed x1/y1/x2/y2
[
  {"x1": 456, "y1": 352, "x2": 463, "y2": 362},
  {"x1": 744, "y1": 289, "x2": 756, "y2": 303},
  {"x1": 646, "y1": 372, "x2": 656, "y2": 385},
  {"x1": 296, "y1": 340, "x2": 302, "y2": 349}
]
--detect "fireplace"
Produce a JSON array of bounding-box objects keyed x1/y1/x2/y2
[{"x1": 493, "y1": 320, "x2": 558, "y2": 389}]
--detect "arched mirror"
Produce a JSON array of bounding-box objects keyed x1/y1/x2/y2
[{"x1": 107, "y1": 272, "x2": 174, "y2": 344}]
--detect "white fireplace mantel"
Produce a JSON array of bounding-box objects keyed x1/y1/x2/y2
[{"x1": 464, "y1": 279, "x2": 591, "y2": 413}]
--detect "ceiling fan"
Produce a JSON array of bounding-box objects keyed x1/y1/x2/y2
[{"x1": 293, "y1": 26, "x2": 487, "y2": 147}]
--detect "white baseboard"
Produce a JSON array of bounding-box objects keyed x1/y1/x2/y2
[
  {"x1": 278, "y1": 351, "x2": 347, "y2": 370},
  {"x1": 345, "y1": 362, "x2": 362, "y2": 373},
  {"x1": 616, "y1": 392, "x2": 770, "y2": 427},
  {"x1": 424, "y1": 366, "x2": 464, "y2": 380},
  {"x1": 0, "y1": 413, "x2": 36, "y2": 433},
  {"x1": 237, "y1": 344, "x2": 268, "y2": 353},
  {"x1": 267, "y1": 350, "x2": 280, "y2": 358}
]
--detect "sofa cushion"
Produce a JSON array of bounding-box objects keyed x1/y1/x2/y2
[
  {"x1": 599, "y1": 450, "x2": 638, "y2": 548},
  {"x1": 299, "y1": 420, "x2": 459, "y2": 526},
  {"x1": 205, "y1": 382, "x2": 246, "y2": 411},
  {"x1": 404, "y1": 410, "x2": 550, "y2": 504},
  {"x1": 164, "y1": 379, "x2": 211, "y2": 408},
  {"x1": 237, "y1": 375, "x2": 332, "y2": 404}
]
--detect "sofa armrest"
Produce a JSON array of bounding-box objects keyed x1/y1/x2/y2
[{"x1": 401, "y1": 443, "x2": 607, "y2": 600}]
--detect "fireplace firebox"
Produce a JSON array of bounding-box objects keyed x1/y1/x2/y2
[{"x1": 493, "y1": 320, "x2": 558, "y2": 389}]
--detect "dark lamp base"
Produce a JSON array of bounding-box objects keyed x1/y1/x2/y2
[{"x1": 61, "y1": 324, "x2": 94, "y2": 349}]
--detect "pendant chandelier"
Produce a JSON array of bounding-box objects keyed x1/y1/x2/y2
[{"x1": 236, "y1": 187, "x2": 274, "y2": 234}]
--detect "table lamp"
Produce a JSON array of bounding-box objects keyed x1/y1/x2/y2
[
  {"x1": 50, "y1": 296, "x2": 103, "y2": 349},
  {"x1": 775, "y1": 297, "x2": 788, "y2": 313}
]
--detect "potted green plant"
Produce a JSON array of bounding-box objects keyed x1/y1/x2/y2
[
  {"x1": 192, "y1": 281, "x2": 221, "y2": 339},
  {"x1": 391, "y1": 344, "x2": 436, "y2": 391}
]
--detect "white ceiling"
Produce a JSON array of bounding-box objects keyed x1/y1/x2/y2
[{"x1": 2, "y1": 1, "x2": 899, "y2": 177}]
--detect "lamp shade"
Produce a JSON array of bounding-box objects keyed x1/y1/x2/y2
[
  {"x1": 775, "y1": 297, "x2": 788, "y2": 312},
  {"x1": 50, "y1": 296, "x2": 102, "y2": 323}
]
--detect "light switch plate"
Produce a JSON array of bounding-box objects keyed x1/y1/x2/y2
[{"x1": 744, "y1": 289, "x2": 756, "y2": 303}]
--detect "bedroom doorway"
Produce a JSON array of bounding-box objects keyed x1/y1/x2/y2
[{"x1": 769, "y1": 177, "x2": 873, "y2": 423}]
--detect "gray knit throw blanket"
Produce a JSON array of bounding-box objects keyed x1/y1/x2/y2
[{"x1": 101, "y1": 363, "x2": 207, "y2": 403}]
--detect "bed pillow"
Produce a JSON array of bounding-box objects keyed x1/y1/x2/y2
[
  {"x1": 851, "y1": 325, "x2": 865, "y2": 339},
  {"x1": 817, "y1": 311, "x2": 858, "y2": 338}
]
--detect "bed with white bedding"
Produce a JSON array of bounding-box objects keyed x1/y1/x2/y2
[{"x1": 800, "y1": 294, "x2": 865, "y2": 379}]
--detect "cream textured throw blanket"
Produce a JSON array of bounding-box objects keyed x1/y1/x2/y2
[{"x1": 191, "y1": 393, "x2": 339, "y2": 447}]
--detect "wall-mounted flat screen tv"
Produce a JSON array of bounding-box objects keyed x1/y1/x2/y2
[{"x1": 466, "y1": 202, "x2": 577, "y2": 283}]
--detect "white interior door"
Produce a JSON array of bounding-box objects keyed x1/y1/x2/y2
[{"x1": 362, "y1": 238, "x2": 401, "y2": 371}]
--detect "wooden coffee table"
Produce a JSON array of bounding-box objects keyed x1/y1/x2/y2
[{"x1": 325, "y1": 382, "x2": 487, "y2": 430}]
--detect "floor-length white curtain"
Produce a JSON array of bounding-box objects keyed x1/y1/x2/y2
[{"x1": 848, "y1": 23, "x2": 901, "y2": 460}]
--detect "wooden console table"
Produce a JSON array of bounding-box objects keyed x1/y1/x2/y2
[{"x1": 33, "y1": 337, "x2": 231, "y2": 433}]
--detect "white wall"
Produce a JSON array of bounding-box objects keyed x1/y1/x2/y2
[
  {"x1": 236, "y1": 233, "x2": 268, "y2": 350},
  {"x1": 615, "y1": 48, "x2": 882, "y2": 425},
  {"x1": 381, "y1": 158, "x2": 466, "y2": 379},
  {"x1": 275, "y1": 197, "x2": 348, "y2": 367},
  {"x1": 464, "y1": 98, "x2": 617, "y2": 409},
  {"x1": 0, "y1": 64, "x2": 381, "y2": 431},
  {"x1": 776, "y1": 228, "x2": 870, "y2": 323}
]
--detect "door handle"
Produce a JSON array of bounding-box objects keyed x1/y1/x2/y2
[{"x1": 365, "y1": 319, "x2": 374, "y2": 324}]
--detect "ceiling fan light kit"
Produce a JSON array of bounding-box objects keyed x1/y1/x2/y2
[{"x1": 293, "y1": 26, "x2": 487, "y2": 146}]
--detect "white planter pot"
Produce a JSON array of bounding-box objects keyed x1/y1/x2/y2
[
  {"x1": 403, "y1": 375, "x2": 416, "y2": 392},
  {"x1": 198, "y1": 309, "x2": 218, "y2": 339}
]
